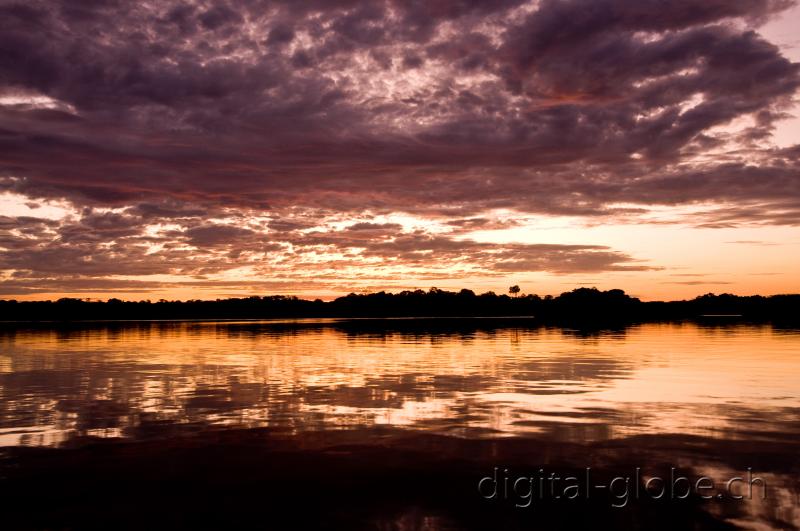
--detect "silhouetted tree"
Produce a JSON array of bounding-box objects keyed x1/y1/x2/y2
[{"x1": 0, "y1": 288, "x2": 797, "y2": 322}]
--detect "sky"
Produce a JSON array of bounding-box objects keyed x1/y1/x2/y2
[{"x1": 0, "y1": 0, "x2": 799, "y2": 301}]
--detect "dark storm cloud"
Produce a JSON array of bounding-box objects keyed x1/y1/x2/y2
[
  {"x1": 185, "y1": 224, "x2": 257, "y2": 248},
  {"x1": 1, "y1": 0, "x2": 797, "y2": 213},
  {"x1": 0, "y1": 0, "x2": 798, "y2": 291}
]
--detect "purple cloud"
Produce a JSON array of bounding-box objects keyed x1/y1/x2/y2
[{"x1": 0, "y1": 0, "x2": 798, "y2": 296}]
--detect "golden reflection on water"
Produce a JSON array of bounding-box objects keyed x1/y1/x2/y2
[{"x1": 0, "y1": 320, "x2": 798, "y2": 448}]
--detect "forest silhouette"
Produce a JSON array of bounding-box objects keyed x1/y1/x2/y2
[{"x1": 1, "y1": 287, "x2": 797, "y2": 323}]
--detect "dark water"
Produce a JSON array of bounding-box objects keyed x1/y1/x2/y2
[{"x1": 0, "y1": 320, "x2": 798, "y2": 529}]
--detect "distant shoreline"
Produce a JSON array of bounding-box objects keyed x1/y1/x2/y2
[
  {"x1": 0, "y1": 315, "x2": 539, "y2": 323},
  {"x1": 1, "y1": 287, "x2": 797, "y2": 324}
]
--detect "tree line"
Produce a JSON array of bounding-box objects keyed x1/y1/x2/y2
[{"x1": 0, "y1": 287, "x2": 797, "y2": 323}]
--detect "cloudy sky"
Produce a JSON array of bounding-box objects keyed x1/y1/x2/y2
[{"x1": 1, "y1": 0, "x2": 799, "y2": 301}]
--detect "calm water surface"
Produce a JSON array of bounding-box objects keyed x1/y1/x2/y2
[{"x1": 1, "y1": 319, "x2": 798, "y2": 529}]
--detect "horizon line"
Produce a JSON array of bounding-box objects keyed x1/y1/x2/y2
[{"x1": 3, "y1": 287, "x2": 799, "y2": 305}]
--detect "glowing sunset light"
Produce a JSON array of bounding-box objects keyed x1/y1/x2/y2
[{"x1": 0, "y1": 0, "x2": 798, "y2": 301}]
